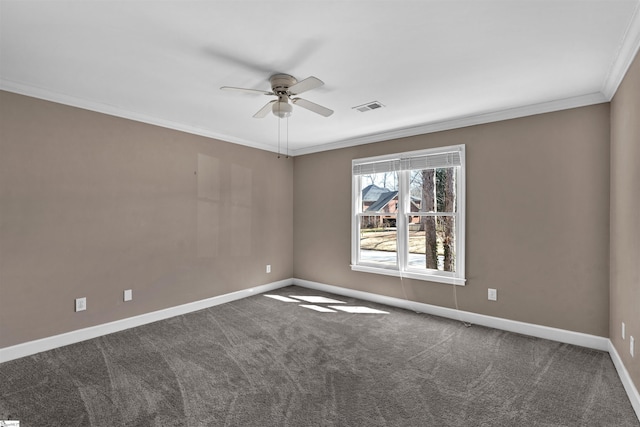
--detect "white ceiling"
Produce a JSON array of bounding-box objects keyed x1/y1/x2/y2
[{"x1": 2, "y1": 1, "x2": 639, "y2": 156}]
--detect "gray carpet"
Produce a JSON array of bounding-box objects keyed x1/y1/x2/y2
[{"x1": 1, "y1": 285, "x2": 638, "y2": 426}]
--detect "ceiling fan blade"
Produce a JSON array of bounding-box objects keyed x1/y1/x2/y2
[
  {"x1": 204, "y1": 47, "x2": 274, "y2": 74},
  {"x1": 221, "y1": 86, "x2": 274, "y2": 96},
  {"x1": 253, "y1": 100, "x2": 276, "y2": 118},
  {"x1": 292, "y1": 98, "x2": 334, "y2": 117},
  {"x1": 288, "y1": 76, "x2": 324, "y2": 95}
]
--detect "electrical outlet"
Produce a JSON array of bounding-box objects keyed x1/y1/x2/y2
[
  {"x1": 75, "y1": 297, "x2": 86, "y2": 312},
  {"x1": 488, "y1": 288, "x2": 497, "y2": 301},
  {"x1": 622, "y1": 322, "x2": 626, "y2": 339},
  {"x1": 631, "y1": 336, "x2": 635, "y2": 357},
  {"x1": 266, "y1": 264, "x2": 271, "y2": 273},
  {"x1": 124, "y1": 289, "x2": 132, "y2": 302}
]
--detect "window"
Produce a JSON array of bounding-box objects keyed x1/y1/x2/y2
[{"x1": 351, "y1": 145, "x2": 465, "y2": 285}]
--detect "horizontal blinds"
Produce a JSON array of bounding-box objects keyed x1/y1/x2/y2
[
  {"x1": 400, "y1": 151, "x2": 461, "y2": 170},
  {"x1": 352, "y1": 159, "x2": 401, "y2": 175},
  {"x1": 353, "y1": 150, "x2": 461, "y2": 175}
]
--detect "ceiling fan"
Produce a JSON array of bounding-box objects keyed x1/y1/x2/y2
[{"x1": 221, "y1": 74, "x2": 333, "y2": 119}]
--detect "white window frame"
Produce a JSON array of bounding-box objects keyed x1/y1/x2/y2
[{"x1": 351, "y1": 144, "x2": 466, "y2": 286}]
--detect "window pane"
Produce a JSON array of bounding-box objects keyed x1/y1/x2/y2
[
  {"x1": 409, "y1": 167, "x2": 457, "y2": 213},
  {"x1": 407, "y1": 216, "x2": 456, "y2": 272},
  {"x1": 352, "y1": 146, "x2": 465, "y2": 284},
  {"x1": 361, "y1": 172, "x2": 398, "y2": 213},
  {"x1": 359, "y1": 216, "x2": 397, "y2": 266}
]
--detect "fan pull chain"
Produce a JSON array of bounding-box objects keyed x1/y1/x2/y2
[
  {"x1": 286, "y1": 115, "x2": 289, "y2": 158},
  {"x1": 277, "y1": 103, "x2": 281, "y2": 159}
]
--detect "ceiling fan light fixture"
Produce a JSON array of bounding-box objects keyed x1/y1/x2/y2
[
  {"x1": 222, "y1": 74, "x2": 332, "y2": 119},
  {"x1": 272, "y1": 101, "x2": 293, "y2": 118}
]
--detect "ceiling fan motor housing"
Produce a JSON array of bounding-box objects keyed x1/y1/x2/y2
[
  {"x1": 270, "y1": 75, "x2": 296, "y2": 117},
  {"x1": 270, "y1": 74, "x2": 297, "y2": 94},
  {"x1": 221, "y1": 73, "x2": 331, "y2": 118}
]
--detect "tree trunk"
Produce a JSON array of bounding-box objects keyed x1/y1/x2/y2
[
  {"x1": 421, "y1": 170, "x2": 438, "y2": 269},
  {"x1": 442, "y1": 169, "x2": 455, "y2": 272}
]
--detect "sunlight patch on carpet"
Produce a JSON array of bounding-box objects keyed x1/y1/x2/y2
[
  {"x1": 289, "y1": 296, "x2": 346, "y2": 304},
  {"x1": 264, "y1": 295, "x2": 300, "y2": 302},
  {"x1": 330, "y1": 306, "x2": 389, "y2": 314},
  {"x1": 299, "y1": 305, "x2": 338, "y2": 313}
]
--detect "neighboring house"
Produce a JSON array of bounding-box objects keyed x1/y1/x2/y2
[
  {"x1": 361, "y1": 184, "x2": 391, "y2": 208},
  {"x1": 367, "y1": 190, "x2": 399, "y2": 214},
  {"x1": 362, "y1": 185, "x2": 420, "y2": 228}
]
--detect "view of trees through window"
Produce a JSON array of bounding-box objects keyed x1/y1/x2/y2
[{"x1": 358, "y1": 167, "x2": 457, "y2": 273}]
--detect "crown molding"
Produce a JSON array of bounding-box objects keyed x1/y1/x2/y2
[
  {"x1": 291, "y1": 92, "x2": 608, "y2": 156},
  {"x1": 0, "y1": 79, "x2": 613, "y2": 159},
  {"x1": 0, "y1": 79, "x2": 282, "y2": 155},
  {"x1": 601, "y1": 1, "x2": 640, "y2": 100}
]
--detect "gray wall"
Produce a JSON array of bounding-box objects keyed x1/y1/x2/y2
[
  {"x1": 0, "y1": 91, "x2": 294, "y2": 348},
  {"x1": 610, "y1": 51, "x2": 640, "y2": 388},
  {"x1": 293, "y1": 104, "x2": 611, "y2": 337},
  {"x1": 2, "y1": 63, "x2": 637, "y2": 392}
]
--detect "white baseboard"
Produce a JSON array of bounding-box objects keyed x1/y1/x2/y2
[
  {"x1": 294, "y1": 278, "x2": 640, "y2": 422},
  {"x1": 294, "y1": 278, "x2": 610, "y2": 351},
  {"x1": 0, "y1": 278, "x2": 293, "y2": 363},
  {"x1": 609, "y1": 340, "x2": 640, "y2": 421},
  {"x1": 2, "y1": 276, "x2": 637, "y2": 423}
]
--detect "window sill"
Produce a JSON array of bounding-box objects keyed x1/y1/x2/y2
[{"x1": 351, "y1": 264, "x2": 466, "y2": 286}]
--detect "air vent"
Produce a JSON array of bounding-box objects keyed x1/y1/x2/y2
[{"x1": 353, "y1": 101, "x2": 385, "y2": 112}]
